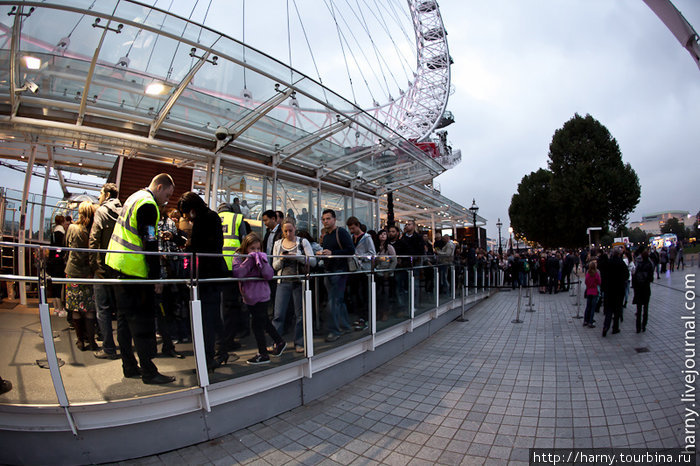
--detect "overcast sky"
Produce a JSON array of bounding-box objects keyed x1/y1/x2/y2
[
  {"x1": 434, "y1": 0, "x2": 700, "y2": 242},
  {"x1": 201, "y1": 0, "x2": 700, "y2": 242},
  {"x1": 6, "y1": 0, "x2": 698, "y2": 244}
]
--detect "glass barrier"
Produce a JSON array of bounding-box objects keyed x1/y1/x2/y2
[
  {"x1": 1, "y1": 241, "x2": 469, "y2": 402},
  {"x1": 374, "y1": 255, "x2": 410, "y2": 332},
  {"x1": 438, "y1": 261, "x2": 455, "y2": 307},
  {"x1": 0, "y1": 244, "x2": 59, "y2": 404},
  {"x1": 413, "y1": 257, "x2": 435, "y2": 316},
  {"x1": 48, "y1": 247, "x2": 199, "y2": 403}
]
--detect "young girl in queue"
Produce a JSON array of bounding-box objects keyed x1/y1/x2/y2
[{"x1": 233, "y1": 232, "x2": 287, "y2": 365}]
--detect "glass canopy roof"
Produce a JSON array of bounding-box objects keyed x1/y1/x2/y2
[{"x1": 0, "y1": 0, "x2": 480, "y2": 228}]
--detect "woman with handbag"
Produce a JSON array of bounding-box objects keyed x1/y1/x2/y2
[{"x1": 271, "y1": 217, "x2": 316, "y2": 353}]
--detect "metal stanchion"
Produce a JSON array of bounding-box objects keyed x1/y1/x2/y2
[
  {"x1": 525, "y1": 276, "x2": 535, "y2": 312},
  {"x1": 457, "y1": 281, "x2": 468, "y2": 322},
  {"x1": 572, "y1": 280, "x2": 583, "y2": 319},
  {"x1": 569, "y1": 274, "x2": 577, "y2": 297},
  {"x1": 512, "y1": 285, "x2": 523, "y2": 323}
]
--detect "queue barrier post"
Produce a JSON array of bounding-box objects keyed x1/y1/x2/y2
[
  {"x1": 572, "y1": 279, "x2": 583, "y2": 319},
  {"x1": 512, "y1": 285, "x2": 523, "y2": 324}
]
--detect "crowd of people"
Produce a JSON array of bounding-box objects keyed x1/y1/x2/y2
[{"x1": 17, "y1": 173, "x2": 677, "y2": 386}]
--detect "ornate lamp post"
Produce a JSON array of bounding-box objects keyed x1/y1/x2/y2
[
  {"x1": 469, "y1": 199, "x2": 479, "y2": 248},
  {"x1": 496, "y1": 218, "x2": 503, "y2": 255},
  {"x1": 508, "y1": 226, "x2": 514, "y2": 253}
]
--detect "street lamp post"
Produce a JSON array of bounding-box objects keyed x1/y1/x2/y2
[
  {"x1": 469, "y1": 198, "x2": 479, "y2": 248},
  {"x1": 496, "y1": 218, "x2": 503, "y2": 256},
  {"x1": 508, "y1": 226, "x2": 514, "y2": 253}
]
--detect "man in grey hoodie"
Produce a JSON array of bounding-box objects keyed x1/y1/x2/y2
[{"x1": 90, "y1": 183, "x2": 122, "y2": 359}]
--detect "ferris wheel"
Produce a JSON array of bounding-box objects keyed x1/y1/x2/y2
[{"x1": 153, "y1": 0, "x2": 456, "y2": 144}]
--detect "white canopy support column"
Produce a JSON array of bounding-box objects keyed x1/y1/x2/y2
[
  {"x1": 204, "y1": 158, "x2": 213, "y2": 206},
  {"x1": 18, "y1": 144, "x2": 37, "y2": 305},
  {"x1": 38, "y1": 146, "x2": 53, "y2": 243},
  {"x1": 209, "y1": 154, "x2": 221, "y2": 209},
  {"x1": 115, "y1": 154, "x2": 124, "y2": 192},
  {"x1": 54, "y1": 168, "x2": 70, "y2": 199}
]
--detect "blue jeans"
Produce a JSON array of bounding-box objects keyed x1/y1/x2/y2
[
  {"x1": 584, "y1": 294, "x2": 598, "y2": 325},
  {"x1": 94, "y1": 283, "x2": 117, "y2": 354},
  {"x1": 273, "y1": 280, "x2": 304, "y2": 347},
  {"x1": 324, "y1": 275, "x2": 350, "y2": 336}
]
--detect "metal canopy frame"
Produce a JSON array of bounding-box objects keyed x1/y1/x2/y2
[{"x1": 0, "y1": 0, "x2": 476, "y2": 232}]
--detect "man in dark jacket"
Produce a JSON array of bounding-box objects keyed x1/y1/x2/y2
[
  {"x1": 602, "y1": 249, "x2": 629, "y2": 337},
  {"x1": 561, "y1": 251, "x2": 575, "y2": 291},
  {"x1": 545, "y1": 253, "x2": 559, "y2": 294},
  {"x1": 317, "y1": 209, "x2": 355, "y2": 341},
  {"x1": 633, "y1": 247, "x2": 654, "y2": 333},
  {"x1": 178, "y1": 192, "x2": 230, "y2": 369},
  {"x1": 90, "y1": 183, "x2": 122, "y2": 360}
]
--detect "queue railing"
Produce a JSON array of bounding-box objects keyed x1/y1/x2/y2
[{"x1": 0, "y1": 244, "x2": 489, "y2": 411}]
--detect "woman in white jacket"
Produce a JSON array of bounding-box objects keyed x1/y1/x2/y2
[{"x1": 271, "y1": 217, "x2": 316, "y2": 353}]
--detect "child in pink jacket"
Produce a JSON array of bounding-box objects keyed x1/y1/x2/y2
[{"x1": 233, "y1": 233, "x2": 286, "y2": 365}]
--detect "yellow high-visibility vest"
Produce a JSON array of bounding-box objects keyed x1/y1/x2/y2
[
  {"x1": 219, "y1": 211, "x2": 244, "y2": 271},
  {"x1": 105, "y1": 189, "x2": 160, "y2": 278}
]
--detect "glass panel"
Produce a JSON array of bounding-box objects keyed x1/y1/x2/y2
[
  {"x1": 374, "y1": 255, "x2": 409, "y2": 332},
  {"x1": 216, "y1": 169, "x2": 264, "y2": 235},
  {"x1": 0, "y1": 244, "x2": 59, "y2": 405},
  {"x1": 277, "y1": 179, "x2": 309, "y2": 232},
  {"x1": 57, "y1": 250, "x2": 199, "y2": 403},
  {"x1": 320, "y1": 191, "x2": 346, "y2": 226},
  {"x1": 414, "y1": 260, "x2": 435, "y2": 316},
  {"x1": 312, "y1": 269, "x2": 371, "y2": 355},
  {"x1": 438, "y1": 261, "x2": 455, "y2": 306},
  {"x1": 198, "y1": 255, "x2": 309, "y2": 381},
  {"x1": 353, "y1": 198, "x2": 371, "y2": 227}
]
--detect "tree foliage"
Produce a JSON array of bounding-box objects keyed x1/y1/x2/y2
[
  {"x1": 661, "y1": 217, "x2": 690, "y2": 242},
  {"x1": 627, "y1": 227, "x2": 648, "y2": 245},
  {"x1": 508, "y1": 114, "x2": 641, "y2": 247}
]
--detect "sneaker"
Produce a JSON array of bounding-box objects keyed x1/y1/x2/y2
[
  {"x1": 247, "y1": 353, "x2": 270, "y2": 365},
  {"x1": 295, "y1": 346, "x2": 305, "y2": 353},
  {"x1": 353, "y1": 319, "x2": 368, "y2": 331},
  {"x1": 269, "y1": 342, "x2": 287, "y2": 357},
  {"x1": 94, "y1": 349, "x2": 119, "y2": 360},
  {"x1": 325, "y1": 333, "x2": 339, "y2": 342}
]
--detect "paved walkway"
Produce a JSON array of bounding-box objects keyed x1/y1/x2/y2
[{"x1": 115, "y1": 268, "x2": 698, "y2": 465}]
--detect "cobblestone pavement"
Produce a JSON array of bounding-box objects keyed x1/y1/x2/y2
[{"x1": 116, "y1": 268, "x2": 698, "y2": 465}]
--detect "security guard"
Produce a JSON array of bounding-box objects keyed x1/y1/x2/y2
[
  {"x1": 105, "y1": 173, "x2": 176, "y2": 385},
  {"x1": 217, "y1": 202, "x2": 248, "y2": 354}
]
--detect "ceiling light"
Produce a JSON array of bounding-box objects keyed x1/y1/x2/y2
[
  {"x1": 145, "y1": 81, "x2": 167, "y2": 95},
  {"x1": 23, "y1": 56, "x2": 41, "y2": 70}
]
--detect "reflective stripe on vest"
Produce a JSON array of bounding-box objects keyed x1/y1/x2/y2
[
  {"x1": 105, "y1": 189, "x2": 160, "y2": 278},
  {"x1": 219, "y1": 211, "x2": 243, "y2": 271}
]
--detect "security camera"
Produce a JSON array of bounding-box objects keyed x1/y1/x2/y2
[
  {"x1": 16, "y1": 80, "x2": 39, "y2": 94},
  {"x1": 215, "y1": 126, "x2": 230, "y2": 141}
]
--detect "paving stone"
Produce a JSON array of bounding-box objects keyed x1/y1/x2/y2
[{"x1": 122, "y1": 273, "x2": 690, "y2": 465}]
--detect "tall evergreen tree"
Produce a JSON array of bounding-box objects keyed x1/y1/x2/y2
[{"x1": 508, "y1": 114, "x2": 641, "y2": 247}]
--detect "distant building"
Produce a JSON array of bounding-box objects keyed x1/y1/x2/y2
[{"x1": 629, "y1": 210, "x2": 690, "y2": 235}]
